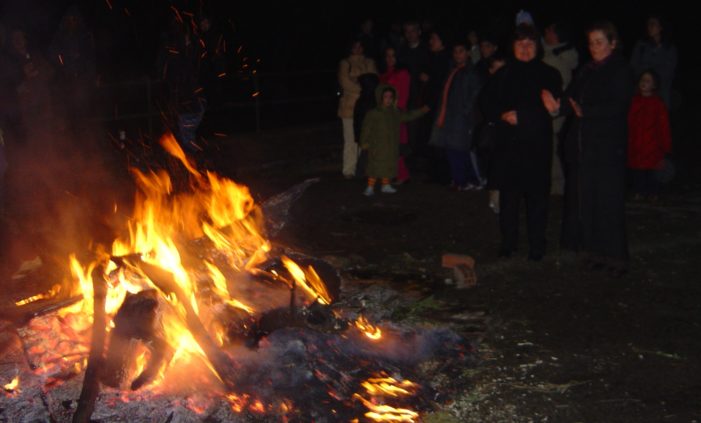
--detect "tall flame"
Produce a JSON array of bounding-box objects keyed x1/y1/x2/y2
[{"x1": 55, "y1": 132, "x2": 333, "y2": 391}]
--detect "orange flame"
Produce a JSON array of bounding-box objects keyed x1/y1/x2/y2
[
  {"x1": 281, "y1": 256, "x2": 332, "y2": 305},
  {"x1": 226, "y1": 393, "x2": 249, "y2": 413},
  {"x1": 53, "y1": 132, "x2": 333, "y2": 392},
  {"x1": 159, "y1": 133, "x2": 201, "y2": 178},
  {"x1": 354, "y1": 316, "x2": 382, "y2": 340},
  {"x1": 250, "y1": 399, "x2": 266, "y2": 413},
  {"x1": 361, "y1": 377, "x2": 418, "y2": 397}
]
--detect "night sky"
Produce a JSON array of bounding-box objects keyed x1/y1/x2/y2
[{"x1": 1, "y1": 0, "x2": 693, "y2": 80}]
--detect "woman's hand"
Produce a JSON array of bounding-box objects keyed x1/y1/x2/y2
[
  {"x1": 569, "y1": 98, "x2": 583, "y2": 117},
  {"x1": 541, "y1": 89, "x2": 560, "y2": 114},
  {"x1": 501, "y1": 111, "x2": 518, "y2": 125}
]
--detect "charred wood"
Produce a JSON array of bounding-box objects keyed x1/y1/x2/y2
[
  {"x1": 129, "y1": 259, "x2": 240, "y2": 392},
  {"x1": 0, "y1": 296, "x2": 84, "y2": 327},
  {"x1": 72, "y1": 263, "x2": 107, "y2": 423},
  {"x1": 100, "y1": 289, "x2": 173, "y2": 390},
  {"x1": 246, "y1": 301, "x2": 349, "y2": 348}
]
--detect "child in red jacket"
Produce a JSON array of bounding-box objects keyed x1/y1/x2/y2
[{"x1": 627, "y1": 69, "x2": 672, "y2": 201}]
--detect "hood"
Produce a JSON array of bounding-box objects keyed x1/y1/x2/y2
[{"x1": 375, "y1": 84, "x2": 398, "y2": 109}]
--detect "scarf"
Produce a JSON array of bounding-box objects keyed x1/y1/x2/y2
[{"x1": 436, "y1": 64, "x2": 465, "y2": 128}]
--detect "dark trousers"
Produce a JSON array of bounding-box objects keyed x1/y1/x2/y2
[
  {"x1": 499, "y1": 188, "x2": 549, "y2": 256},
  {"x1": 446, "y1": 148, "x2": 481, "y2": 187},
  {"x1": 629, "y1": 168, "x2": 659, "y2": 196},
  {"x1": 562, "y1": 161, "x2": 628, "y2": 260},
  {"x1": 427, "y1": 146, "x2": 451, "y2": 184}
]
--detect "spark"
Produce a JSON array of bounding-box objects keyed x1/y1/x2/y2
[{"x1": 170, "y1": 6, "x2": 183, "y2": 24}]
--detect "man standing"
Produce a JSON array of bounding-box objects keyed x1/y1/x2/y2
[
  {"x1": 428, "y1": 41, "x2": 483, "y2": 191},
  {"x1": 397, "y1": 21, "x2": 430, "y2": 166}
]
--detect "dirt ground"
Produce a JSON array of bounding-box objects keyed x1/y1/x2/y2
[{"x1": 1, "y1": 117, "x2": 700, "y2": 421}]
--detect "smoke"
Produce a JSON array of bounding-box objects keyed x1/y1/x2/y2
[
  {"x1": 3, "y1": 105, "x2": 132, "y2": 273},
  {"x1": 220, "y1": 323, "x2": 472, "y2": 407}
]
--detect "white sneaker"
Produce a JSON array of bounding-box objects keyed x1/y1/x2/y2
[
  {"x1": 380, "y1": 184, "x2": 397, "y2": 194},
  {"x1": 363, "y1": 186, "x2": 375, "y2": 196}
]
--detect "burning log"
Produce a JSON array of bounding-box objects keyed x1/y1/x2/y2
[
  {"x1": 72, "y1": 263, "x2": 107, "y2": 423},
  {"x1": 217, "y1": 305, "x2": 257, "y2": 345},
  {"x1": 0, "y1": 295, "x2": 84, "y2": 327},
  {"x1": 246, "y1": 300, "x2": 349, "y2": 348},
  {"x1": 126, "y1": 259, "x2": 240, "y2": 391},
  {"x1": 100, "y1": 289, "x2": 173, "y2": 390}
]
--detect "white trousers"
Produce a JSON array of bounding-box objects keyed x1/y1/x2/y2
[{"x1": 341, "y1": 118, "x2": 358, "y2": 176}]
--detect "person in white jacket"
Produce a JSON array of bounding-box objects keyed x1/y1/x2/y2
[
  {"x1": 337, "y1": 39, "x2": 377, "y2": 178},
  {"x1": 542, "y1": 22, "x2": 579, "y2": 195}
]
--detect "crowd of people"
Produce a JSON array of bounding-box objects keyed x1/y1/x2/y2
[
  {"x1": 0, "y1": 7, "x2": 677, "y2": 279},
  {"x1": 338, "y1": 13, "x2": 676, "y2": 276}
]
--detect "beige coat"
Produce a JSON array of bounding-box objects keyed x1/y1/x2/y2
[
  {"x1": 337, "y1": 55, "x2": 377, "y2": 118},
  {"x1": 542, "y1": 42, "x2": 578, "y2": 90}
]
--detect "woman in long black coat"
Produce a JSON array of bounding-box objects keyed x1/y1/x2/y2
[
  {"x1": 543, "y1": 21, "x2": 634, "y2": 275},
  {"x1": 490, "y1": 25, "x2": 562, "y2": 260}
]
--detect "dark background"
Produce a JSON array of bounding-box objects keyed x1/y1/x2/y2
[
  {"x1": 1, "y1": 0, "x2": 694, "y2": 133},
  {"x1": 1, "y1": 0, "x2": 694, "y2": 78}
]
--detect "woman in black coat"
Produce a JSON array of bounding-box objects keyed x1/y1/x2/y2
[
  {"x1": 490, "y1": 24, "x2": 562, "y2": 261},
  {"x1": 543, "y1": 21, "x2": 634, "y2": 276}
]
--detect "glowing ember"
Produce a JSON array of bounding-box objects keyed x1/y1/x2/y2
[
  {"x1": 353, "y1": 393, "x2": 419, "y2": 422},
  {"x1": 3, "y1": 376, "x2": 19, "y2": 393},
  {"x1": 226, "y1": 393, "x2": 250, "y2": 413},
  {"x1": 361, "y1": 376, "x2": 419, "y2": 397},
  {"x1": 355, "y1": 316, "x2": 382, "y2": 340},
  {"x1": 250, "y1": 399, "x2": 266, "y2": 413},
  {"x1": 353, "y1": 374, "x2": 420, "y2": 422},
  {"x1": 15, "y1": 284, "x2": 61, "y2": 306}
]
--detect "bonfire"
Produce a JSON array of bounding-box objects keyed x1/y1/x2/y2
[{"x1": 1, "y1": 134, "x2": 469, "y2": 422}]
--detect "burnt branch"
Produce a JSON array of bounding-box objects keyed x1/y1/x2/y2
[
  {"x1": 101, "y1": 289, "x2": 173, "y2": 390},
  {"x1": 72, "y1": 262, "x2": 108, "y2": 423}
]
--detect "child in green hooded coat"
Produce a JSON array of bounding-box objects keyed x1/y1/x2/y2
[{"x1": 359, "y1": 84, "x2": 428, "y2": 196}]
